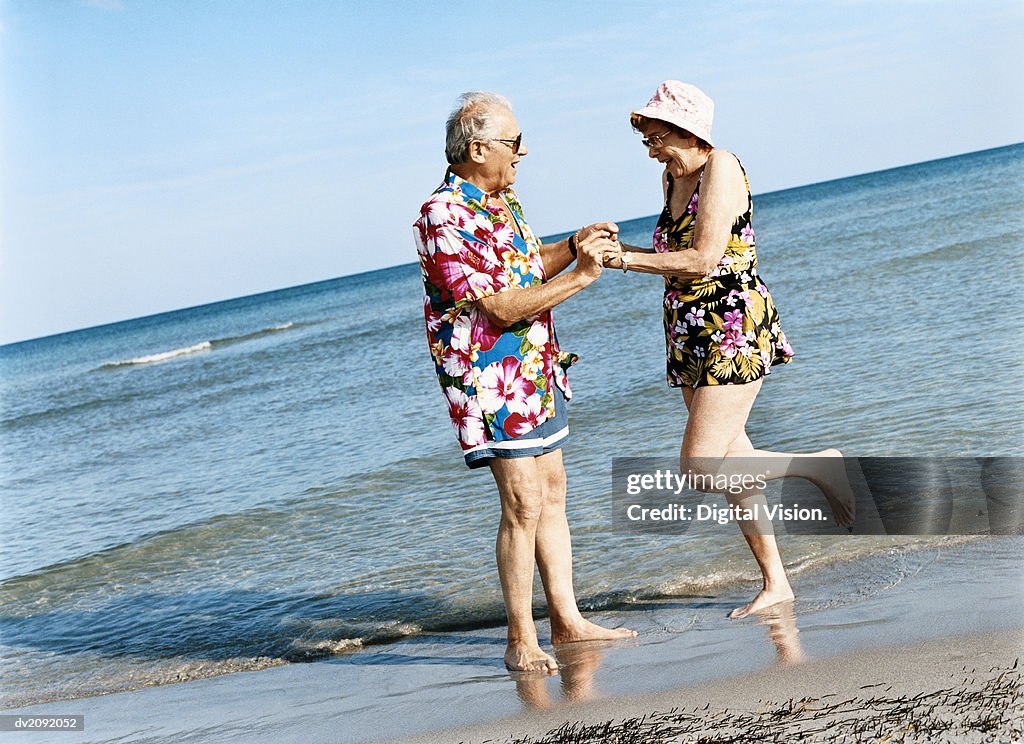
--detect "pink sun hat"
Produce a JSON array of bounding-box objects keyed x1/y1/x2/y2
[{"x1": 632, "y1": 80, "x2": 715, "y2": 147}]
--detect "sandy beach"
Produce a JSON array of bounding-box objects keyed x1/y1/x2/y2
[
  {"x1": 400, "y1": 629, "x2": 1023, "y2": 743},
  {"x1": 3, "y1": 537, "x2": 1020, "y2": 743}
]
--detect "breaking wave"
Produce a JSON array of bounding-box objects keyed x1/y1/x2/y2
[{"x1": 98, "y1": 323, "x2": 295, "y2": 369}]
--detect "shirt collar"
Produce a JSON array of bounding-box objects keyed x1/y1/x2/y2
[{"x1": 445, "y1": 170, "x2": 511, "y2": 207}]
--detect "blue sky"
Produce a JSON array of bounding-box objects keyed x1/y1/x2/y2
[{"x1": 2, "y1": 1, "x2": 1021, "y2": 344}]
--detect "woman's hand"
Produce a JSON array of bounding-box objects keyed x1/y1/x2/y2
[{"x1": 603, "y1": 246, "x2": 624, "y2": 268}]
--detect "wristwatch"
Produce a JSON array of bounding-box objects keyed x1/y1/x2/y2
[{"x1": 620, "y1": 252, "x2": 632, "y2": 273}]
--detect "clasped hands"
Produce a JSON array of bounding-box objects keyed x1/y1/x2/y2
[{"x1": 572, "y1": 222, "x2": 626, "y2": 280}]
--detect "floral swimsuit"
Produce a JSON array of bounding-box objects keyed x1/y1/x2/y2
[{"x1": 656, "y1": 155, "x2": 794, "y2": 387}]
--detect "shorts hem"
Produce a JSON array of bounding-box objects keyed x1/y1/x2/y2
[
  {"x1": 464, "y1": 428, "x2": 570, "y2": 469},
  {"x1": 667, "y1": 366, "x2": 782, "y2": 389}
]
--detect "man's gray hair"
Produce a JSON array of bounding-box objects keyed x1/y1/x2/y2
[{"x1": 445, "y1": 91, "x2": 513, "y2": 165}]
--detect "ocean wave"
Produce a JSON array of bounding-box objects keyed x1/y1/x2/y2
[
  {"x1": 97, "y1": 322, "x2": 295, "y2": 369},
  {"x1": 1, "y1": 391, "x2": 149, "y2": 430},
  {"x1": 208, "y1": 322, "x2": 296, "y2": 348},
  {"x1": 99, "y1": 341, "x2": 213, "y2": 368}
]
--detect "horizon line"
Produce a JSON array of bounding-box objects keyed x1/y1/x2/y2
[{"x1": 4, "y1": 141, "x2": 1020, "y2": 349}]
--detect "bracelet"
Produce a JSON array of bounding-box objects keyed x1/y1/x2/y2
[
  {"x1": 568, "y1": 229, "x2": 581, "y2": 258},
  {"x1": 620, "y1": 252, "x2": 632, "y2": 273}
]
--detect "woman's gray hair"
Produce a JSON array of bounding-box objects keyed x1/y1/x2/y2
[{"x1": 445, "y1": 91, "x2": 513, "y2": 165}]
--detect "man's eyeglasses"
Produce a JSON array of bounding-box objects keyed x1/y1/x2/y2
[
  {"x1": 488, "y1": 133, "x2": 523, "y2": 154},
  {"x1": 641, "y1": 131, "x2": 670, "y2": 148}
]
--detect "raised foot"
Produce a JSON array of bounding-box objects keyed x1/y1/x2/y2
[
  {"x1": 505, "y1": 640, "x2": 558, "y2": 672},
  {"x1": 816, "y1": 448, "x2": 856, "y2": 528},
  {"x1": 551, "y1": 618, "x2": 638, "y2": 645},
  {"x1": 728, "y1": 588, "x2": 795, "y2": 619}
]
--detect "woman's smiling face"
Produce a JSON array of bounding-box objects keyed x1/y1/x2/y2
[{"x1": 638, "y1": 119, "x2": 700, "y2": 178}]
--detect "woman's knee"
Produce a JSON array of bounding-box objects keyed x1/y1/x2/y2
[
  {"x1": 726, "y1": 431, "x2": 754, "y2": 456},
  {"x1": 682, "y1": 440, "x2": 727, "y2": 463}
]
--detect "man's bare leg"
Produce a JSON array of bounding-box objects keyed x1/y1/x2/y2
[
  {"x1": 531, "y1": 450, "x2": 637, "y2": 644},
  {"x1": 490, "y1": 456, "x2": 558, "y2": 672}
]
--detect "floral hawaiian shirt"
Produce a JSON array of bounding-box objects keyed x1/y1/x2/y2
[{"x1": 413, "y1": 172, "x2": 577, "y2": 452}]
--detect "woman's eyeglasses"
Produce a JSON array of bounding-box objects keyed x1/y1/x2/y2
[{"x1": 641, "y1": 132, "x2": 670, "y2": 148}]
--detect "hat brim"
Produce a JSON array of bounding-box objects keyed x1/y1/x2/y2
[{"x1": 631, "y1": 106, "x2": 714, "y2": 147}]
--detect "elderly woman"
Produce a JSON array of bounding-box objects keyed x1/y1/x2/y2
[{"x1": 606, "y1": 81, "x2": 856, "y2": 618}]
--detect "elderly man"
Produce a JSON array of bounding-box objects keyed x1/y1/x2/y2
[{"x1": 414, "y1": 91, "x2": 636, "y2": 672}]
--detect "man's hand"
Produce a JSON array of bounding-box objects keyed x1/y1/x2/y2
[
  {"x1": 579, "y1": 221, "x2": 619, "y2": 243},
  {"x1": 540, "y1": 221, "x2": 619, "y2": 279},
  {"x1": 576, "y1": 221, "x2": 623, "y2": 270},
  {"x1": 574, "y1": 232, "x2": 616, "y2": 285}
]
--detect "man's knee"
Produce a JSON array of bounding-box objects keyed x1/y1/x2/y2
[
  {"x1": 495, "y1": 467, "x2": 545, "y2": 526},
  {"x1": 502, "y1": 490, "x2": 545, "y2": 526},
  {"x1": 541, "y1": 466, "x2": 567, "y2": 507}
]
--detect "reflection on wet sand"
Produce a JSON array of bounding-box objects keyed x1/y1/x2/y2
[
  {"x1": 513, "y1": 641, "x2": 610, "y2": 708},
  {"x1": 758, "y1": 600, "x2": 805, "y2": 666},
  {"x1": 512, "y1": 603, "x2": 805, "y2": 710}
]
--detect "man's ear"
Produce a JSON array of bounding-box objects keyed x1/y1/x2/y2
[{"x1": 468, "y1": 140, "x2": 488, "y2": 164}]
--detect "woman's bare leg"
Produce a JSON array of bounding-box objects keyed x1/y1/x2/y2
[
  {"x1": 722, "y1": 431, "x2": 795, "y2": 617},
  {"x1": 681, "y1": 384, "x2": 855, "y2": 525},
  {"x1": 679, "y1": 380, "x2": 851, "y2": 617}
]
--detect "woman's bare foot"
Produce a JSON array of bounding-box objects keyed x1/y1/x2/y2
[
  {"x1": 811, "y1": 448, "x2": 856, "y2": 528},
  {"x1": 550, "y1": 617, "x2": 638, "y2": 645},
  {"x1": 728, "y1": 586, "x2": 795, "y2": 619},
  {"x1": 505, "y1": 640, "x2": 558, "y2": 672}
]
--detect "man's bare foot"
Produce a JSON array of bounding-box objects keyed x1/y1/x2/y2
[
  {"x1": 505, "y1": 640, "x2": 558, "y2": 672},
  {"x1": 550, "y1": 617, "x2": 638, "y2": 645},
  {"x1": 812, "y1": 448, "x2": 856, "y2": 528},
  {"x1": 728, "y1": 587, "x2": 795, "y2": 619}
]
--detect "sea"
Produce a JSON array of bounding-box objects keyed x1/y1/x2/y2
[{"x1": 1, "y1": 143, "x2": 1022, "y2": 709}]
